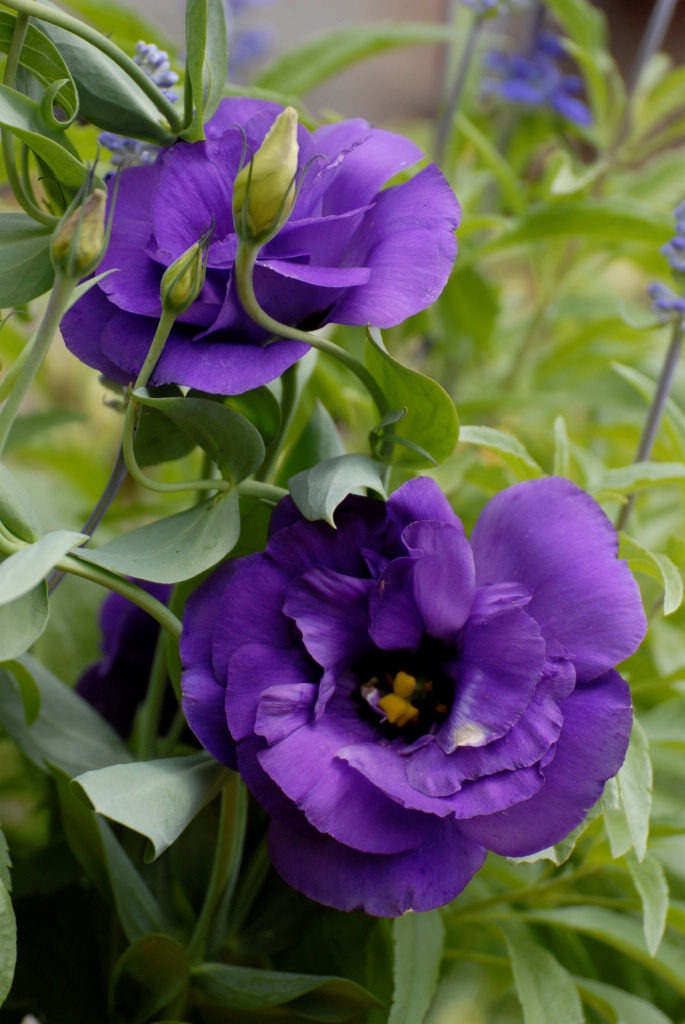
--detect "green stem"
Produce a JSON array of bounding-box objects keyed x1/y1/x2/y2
[
  {"x1": 225, "y1": 837, "x2": 270, "y2": 945},
  {"x1": 616, "y1": 318, "x2": 684, "y2": 532},
  {"x1": 135, "y1": 626, "x2": 172, "y2": 761},
  {"x1": 186, "y1": 776, "x2": 247, "y2": 964},
  {"x1": 256, "y1": 362, "x2": 298, "y2": 482},
  {"x1": 453, "y1": 864, "x2": 600, "y2": 919},
  {"x1": 0, "y1": 272, "x2": 75, "y2": 456},
  {"x1": 159, "y1": 705, "x2": 187, "y2": 757},
  {"x1": 234, "y1": 244, "x2": 389, "y2": 416},
  {"x1": 237, "y1": 479, "x2": 288, "y2": 503},
  {"x1": 435, "y1": 14, "x2": 482, "y2": 165},
  {"x1": 1, "y1": 12, "x2": 57, "y2": 225},
  {"x1": 57, "y1": 552, "x2": 182, "y2": 640},
  {"x1": 133, "y1": 308, "x2": 177, "y2": 390},
  {"x1": 0, "y1": 0, "x2": 181, "y2": 136}
]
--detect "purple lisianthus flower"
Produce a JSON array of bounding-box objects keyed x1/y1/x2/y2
[
  {"x1": 62, "y1": 99, "x2": 459, "y2": 396},
  {"x1": 180, "y1": 476, "x2": 646, "y2": 917},
  {"x1": 484, "y1": 31, "x2": 592, "y2": 127},
  {"x1": 77, "y1": 582, "x2": 172, "y2": 737}
]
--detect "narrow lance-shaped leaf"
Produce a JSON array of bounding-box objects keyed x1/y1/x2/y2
[
  {"x1": 459, "y1": 425, "x2": 545, "y2": 481},
  {"x1": 628, "y1": 852, "x2": 669, "y2": 957},
  {"x1": 504, "y1": 928, "x2": 584, "y2": 1024},
  {"x1": 183, "y1": 0, "x2": 228, "y2": 138},
  {"x1": 0, "y1": 879, "x2": 16, "y2": 1007},
  {"x1": 619, "y1": 533, "x2": 683, "y2": 616},
  {"x1": 111, "y1": 934, "x2": 190, "y2": 1024},
  {"x1": 388, "y1": 910, "x2": 444, "y2": 1024},
  {"x1": 618, "y1": 719, "x2": 653, "y2": 863}
]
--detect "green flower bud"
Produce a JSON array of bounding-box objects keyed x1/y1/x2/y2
[
  {"x1": 233, "y1": 106, "x2": 299, "y2": 243},
  {"x1": 51, "y1": 189, "x2": 107, "y2": 278},
  {"x1": 160, "y1": 224, "x2": 214, "y2": 315}
]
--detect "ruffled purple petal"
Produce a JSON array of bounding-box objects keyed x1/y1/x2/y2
[
  {"x1": 225, "y1": 642, "x2": 315, "y2": 742},
  {"x1": 471, "y1": 478, "x2": 647, "y2": 683},
  {"x1": 387, "y1": 477, "x2": 462, "y2": 533},
  {"x1": 180, "y1": 562, "x2": 238, "y2": 768},
  {"x1": 61, "y1": 287, "x2": 137, "y2": 385},
  {"x1": 458, "y1": 670, "x2": 633, "y2": 855},
  {"x1": 268, "y1": 814, "x2": 486, "y2": 916}
]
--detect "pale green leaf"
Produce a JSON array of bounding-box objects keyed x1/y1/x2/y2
[
  {"x1": 459, "y1": 425, "x2": 545, "y2": 480},
  {"x1": 618, "y1": 720, "x2": 652, "y2": 863},
  {"x1": 628, "y1": 851, "x2": 669, "y2": 956},
  {"x1": 504, "y1": 931, "x2": 583, "y2": 1024},
  {"x1": 619, "y1": 533, "x2": 683, "y2": 616},
  {"x1": 576, "y1": 976, "x2": 673, "y2": 1024},
  {"x1": 0, "y1": 529, "x2": 87, "y2": 605},
  {"x1": 288, "y1": 454, "x2": 387, "y2": 526},
  {"x1": 0, "y1": 880, "x2": 16, "y2": 1007},
  {"x1": 388, "y1": 910, "x2": 444, "y2": 1024}
]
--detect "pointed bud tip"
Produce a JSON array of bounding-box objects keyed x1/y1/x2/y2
[
  {"x1": 51, "y1": 188, "x2": 108, "y2": 277},
  {"x1": 233, "y1": 106, "x2": 300, "y2": 244}
]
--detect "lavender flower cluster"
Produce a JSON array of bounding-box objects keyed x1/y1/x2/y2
[{"x1": 649, "y1": 201, "x2": 685, "y2": 320}]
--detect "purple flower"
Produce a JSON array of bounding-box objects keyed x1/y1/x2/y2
[
  {"x1": 62, "y1": 99, "x2": 459, "y2": 396},
  {"x1": 484, "y1": 31, "x2": 592, "y2": 127},
  {"x1": 180, "y1": 477, "x2": 646, "y2": 916},
  {"x1": 77, "y1": 582, "x2": 172, "y2": 737}
]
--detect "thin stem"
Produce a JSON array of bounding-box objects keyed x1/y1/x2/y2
[
  {"x1": 0, "y1": 0, "x2": 181, "y2": 136},
  {"x1": 186, "y1": 776, "x2": 247, "y2": 964},
  {"x1": 225, "y1": 836, "x2": 270, "y2": 945},
  {"x1": 626, "y1": 0, "x2": 679, "y2": 97},
  {"x1": 616, "y1": 319, "x2": 684, "y2": 531},
  {"x1": 234, "y1": 244, "x2": 389, "y2": 416},
  {"x1": 0, "y1": 273, "x2": 76, "y2": 456},
  {"x1": 57, "y1": 552, "x2": 182, "y2": 640},
  {"x1": 133, "y1": 309, "x2": 177, "y2": 390},
  {"x1": 135, "y1": 626, "x2": 172, "y2": 761},
  {"x1": 255, "y1": 363, "x2": 298, "y2": 482},
  {"x1": 159, "y1": 705, "x2": 187, "y2": 757},
  {"x1": 237, "y1": 479, "x2": 288, "y2": 503},
  {"x1": 453, "y1": 864, "x2": 599, "y2": 918},
  {"x1": 1, "y1": 12, "x2": 57, "y2": 225},
  {"x1": 435, "y1": 15, "x2": 482, "y2": 165}
]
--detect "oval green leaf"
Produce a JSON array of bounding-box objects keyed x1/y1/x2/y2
[
  {"x1": 0, "y1": 212, "x2": 54, "y2": 307},
  {"x1": 0, "y1": 529, "x2": 87, "y2": 605},
  {"x1": 288, "y1": 454, "x2": 387, "y2": 525}
]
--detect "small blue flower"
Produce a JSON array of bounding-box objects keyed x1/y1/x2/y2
[
  {"x1": 649, "y1": 202, "x2": 685, "y2": 318},
  {"x1": 484, "y1": 30, "x2": 592, "y2": 127}
]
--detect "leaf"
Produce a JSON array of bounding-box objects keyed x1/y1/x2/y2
[
  {"x1": 278, "y1": 400, "x2": 345, "y2": 485},
  {"x1": 0, "y1": 584, "x2": 49, "y2": 660},
  {"x1": 0, "y1": 529, "x2": 87, "y2": 605},
  {"x1": 6, "y1": 409, "x2": 86, "y2": 452},
  {"x1": 459, "y1": 425, "x2": 545, "y2": 480},
  {"x1": 134, "y1": 391, "x2": 265, "y2": 484},
  {"x1": 288, "y1": 454, "x2": 387, "y2": 526},
  {"x1": 618, "y1": 719, "x2": 652, "y2": 863},
  {"x1": 0, "y1": 84, "x2": 93, "y2": 192},
  {"x1": 576, "y1": 976, "x2": 674, "y2": 1024},
  {"x1": 0, "y1": 212, "x2": 54, "y2": 307},
  {"x1": 619, "y1": 534, "x2": 683, "y2": 616},
  {"x1": 74, "y1": 490, "x2": 240, "y2": 584},
  {"x1": 628, "y1": 852, "x2": 669, "y2": 956},
  {"x1": 133, "y1": 403, "x2": 198, "y2": 468},
  {"x1": 613, "y1": 361, "x2": 685, "y2": 460},
  {"x1": 35, "y1": 18, "x2": 176, "y2": 143},
  {"x1": 0, "y1": 655, "x2": 131, "y2": 776},
  {"x1": 511, "y1": 785, "x2": 614, "y2": 866},
  {"x1": 72, "y1": 753, "x2": 229, "y2": 862},
  {"x1": 111, "y1": 934, "x2": 190, "y2": 1024},
  {"x1": 388, "y1": 910, "x2": 444, "y2": 1024},
  {"x1": 0, "y1": 830, "x2": 10, "y2": 893},
  {"x1": 1, "y1": 658, "x2": 41, "y2": 725},
  {"x1": 0, "y1": 880, "x2": 16, "y2": 1007},
  {"x1": 504, "y1": 931, "x2": 583, "y2": 1024},
  {"x1": 544, "y1": 0, "x2": 606, "y2": 52},
  {"x1": 522, "y1": 907, "x2": 685, "y2": 995},
  {"x1": 366, "y1": 327, "x2": 459, "y2": 468},
  {"x1": 553, "y1": 415, "x2": 571, "y2": 477},
  {"x1": 191, "y1": 963, "x2": 381, "y2": 1017},
  {"x1": 0, "y1": 463, "x2": 42, "y2": 542},
  {"x1": 225, "y1": 385, "x2": 281, "y2": 448},
  {"x1": 592, "y1": 461, "x2": 685, "y2": 499},
  {"x1": 456, "y1": 113, "x2": 524, "y2": 214},
  {"x1": 0, "y1": 14, "x2": 78, "y2": 123},
  {"x1": 183, "y1": 0, "x2": 228, "y2": 137},
  {"x1": 256, "y1": 21, "x2": 458, "y2": 95}
]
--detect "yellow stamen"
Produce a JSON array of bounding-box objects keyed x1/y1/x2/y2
[
  {"x1": 378, "y1": 693, "x2": 420, "y2": 728},
  {"x1": 392, "y1": 671, "x2": 417, "y2": 699}
]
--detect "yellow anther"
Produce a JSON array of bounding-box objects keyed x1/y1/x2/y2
[
  {"x1": 392, "y1": 671, "x2": 417, "y2": 699},
  {"x1": 378, "y1": 693, "x2": 420, "y2": 728}
]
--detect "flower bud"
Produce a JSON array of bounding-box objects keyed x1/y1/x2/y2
[
  {"x1": 160, "y1": 224, "x2": 213, "y2": 315},
  {"x1": 51, "y1": 189, "x2": 107, "y2": 277},
  {"x1": 233, "y1": 106, "x2": 299, "y2": 243}
]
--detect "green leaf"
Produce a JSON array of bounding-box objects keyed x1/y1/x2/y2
[
  {"x1": 225, "y1": 385, "x2": 281, "y2": 448},
  {"x1": 75, "y1": 490, "x2": 240, "y2": 584},
  {"x1": 0, "y1": 13, "x2": 78, "y2": 124},
  {"x1": 6, "y1": 409, "x2": 86, "y2": 452},
  {"x1": 0, "y1": 84, "x2": 93, "y2": 192},
  {"x1": 0, "y1": 879, "x2": 16, "y2": 1007},
  {"x1": 0, "y1": 830, "x2": 11, "y2": 893},
  {"x1": 0, "y1": 212, "x2": 54, "y2": 307},
  {"x1": 0, "y1": 584, "x2": 49, "y2": 660},
  {"x1": 257, "y1": 20, "x2": 458, "y2": 95},
  {"x1": 183, "y1": 0, "x2": 228, "y2": 137},
  {"x1": 35, "y1": 18, "x2": 175, "y2": 143},
  {"x1": 544, "y1": 0, "x2": 606, "y2": 51},
  {"x1": 613, "y1": 361, "x2": 685, "y2": 460},
  {"x1": 191, "y1": 963, "x2": 381, "y2": 1017},
  {"x1": 522, "y1": 907, "x2": 685, "y2": 995},
  {"x1": 135, "y1": 391, "x2": 265, "y2": 484},
  {"x1": 0, "y1": 529, "x2": 86, "y2": 605},
  {"x1": 133, "y1": 402, "x2": 198, "y2": 468},
  {"x1": 72, "y1": 753, "x2": 229, "y2": 862},
  {"x1": 366, "y1": 327, "x2": 459, "y2": 468},
  {"x1": 456, "y1": 113, "x2": 525, "y2": 214},
  {"x1": 111, "y1": 934, "x2": 190, "y2": 1024},
  {"x1": 388, "y1": 910, "x2": 444, "y2": 1024},
  {"x1": 278, "y1": 400, "x2": 345, "y2": 485},
  {"x1": 553, "y1": 416, "x2": 571, "y2": 477},
  {"x1": 288, "y1": 454, "x2": 387, "y2": 526},
  {"x1": 511, "y1": 785, "x2": 614, "y2": 866},
  {"x1": 592, "y1": 461, "x2": 685, "y2": 499},
  {"x1": 1, "y1": 658, "x2": 41, "y2": 725},
  {"x1": 459, "y1": 425, "x2": 545, "y2": 480},
  {"x1": 504, "y1": 931, "x2": 583, "y2": 1024},
  {"x1": 0, "y1": 463, "x2": 42, "y2": 542},
  {"x1": 628, "y1": 852, "x2": 669, "y2": 956},
  {"x1": 618, "y1": 719, "x2": 653, "y2": 863},
  {"x1": 619, "y1": 533, "x2": 683, "y2": 616},
  {"x1": 576, "y1": 976, "x2": 674, "y2": 1024},
  {"x1": 0, "y1": 655, "x2": 131, "y2": 776}
]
